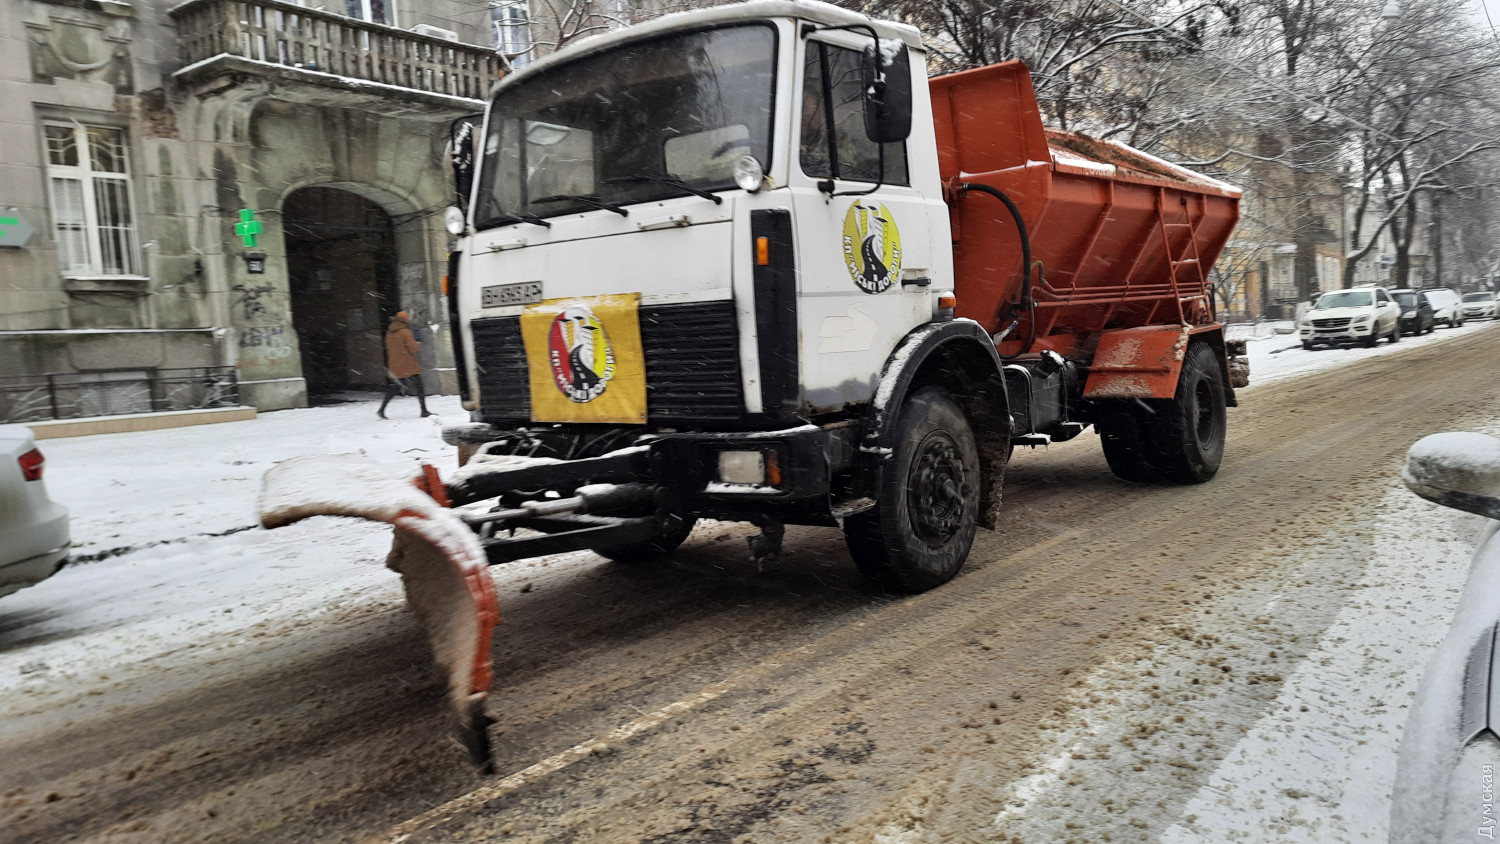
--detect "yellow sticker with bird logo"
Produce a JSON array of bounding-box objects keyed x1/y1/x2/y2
[{"x1": 520, "y1": 293, "x2": 646, "y2": 424}]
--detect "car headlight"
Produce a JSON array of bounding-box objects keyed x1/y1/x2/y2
[
  {"x1": 444, "y1": 206, "x2": 466, "y2": 236},
  {"x1": 733, "y1": 155, "x2": 766, "y2": 193},
  {"x1": 1353, "y1": 314, "x2": 1372, "y2": 324},
  {"x1": 1402, "y1": 311, "x2": 1415, "y2": 319}
]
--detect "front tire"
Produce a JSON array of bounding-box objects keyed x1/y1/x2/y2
[
  {"x1": 1143, "y1": 342, "x2": 1227, "y2": 483},
  {"x1": 843, "y1": 387, "x2": 980, "y2": 594},
  {"x1": 595, "y1": 517, "x2": 697, "y2": 563},
  {"x1": 1301, "y1": 340, "x2": 1315, "y2": 351},
  {"x1": 1388, "y1": 323, "x2": 1400, "y2": 343}
]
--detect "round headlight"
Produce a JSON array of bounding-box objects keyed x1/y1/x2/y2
[
  {"x1": 444, "y1": 205, "x2": 466, "y2": 236},
  {"x1": 733, "y1": 155, "x2": 765, "y2": 193}
]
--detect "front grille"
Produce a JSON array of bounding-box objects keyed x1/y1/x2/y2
[
  {"x1": 470, "y1": 300, "x2": 744, "y2": 425},
  {"x1": 1312, "y1": 317, "x2": 1351, "y2": 329},
  {"x1": 470, "y1": 316, "x2": 529, "y2": 419}
]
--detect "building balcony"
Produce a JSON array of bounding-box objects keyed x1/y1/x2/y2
[{"x1": 170, "y1": 0, "x2": 504, "y2": 116}]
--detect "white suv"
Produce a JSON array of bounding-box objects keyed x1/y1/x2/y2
[{"x1": 1299, "y1": 286, "x2": 1402, "y2": 349}]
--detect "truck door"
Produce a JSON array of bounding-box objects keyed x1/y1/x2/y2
[{"x1": 790, "y1": 33, "x2": 938, "y2": 414}]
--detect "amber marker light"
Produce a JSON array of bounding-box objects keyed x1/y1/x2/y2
[
  {"x1": 755, "y1": 236, "x2": 770, "y2": 266},
  {"x1": 939, "y1": 293, "x2": 957, "y2": 309}
]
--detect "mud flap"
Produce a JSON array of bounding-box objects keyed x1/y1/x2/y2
[{"x1": 257, "y1": 454, "x2": 501, "y2": 772}]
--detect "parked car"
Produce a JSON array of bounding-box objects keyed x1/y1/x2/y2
[
  {"x1": 1423, "y1": 287, "x2": 1465, "y2": 328},
  {"x1": 0, "y1": 426, "x2": 70, "y2": 598},
  {"x1": 1391, "y1": 289, "x2": 1436, "y2": 335},
  {"x1": 1390, "y1": 431, "x2": 1500, "y2": 843},
  {"x1": 1297, "y1": 286, "x2": 1401, "y2": 349},
  {"x1": 1461, "y1": 290, "x2": 1499, "y2": 320}
]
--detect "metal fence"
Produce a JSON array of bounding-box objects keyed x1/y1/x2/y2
[{"x1": 0, "y1": 367, "x2": 241, "y2": 424}]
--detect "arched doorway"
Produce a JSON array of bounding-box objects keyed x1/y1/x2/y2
[{"x1": 283, "y1": 187, "x2": 399, "y2": 399}]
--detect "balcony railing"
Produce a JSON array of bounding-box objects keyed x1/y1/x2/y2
[
  {"x1": 0, "y1": 367, "x2": 241, "y2": 424},
  {"x1": 171, "y1": 0, "x2": 504, "y2": 103}
]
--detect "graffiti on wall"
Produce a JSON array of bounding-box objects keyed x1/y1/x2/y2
[
  {"x1": 238, "y1": 325, "x2": 293, "y2": 359},
  {"x1": 233, "y1": 282, "x2": 275, "y2": 320}
]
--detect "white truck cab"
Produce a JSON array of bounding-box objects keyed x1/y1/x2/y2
[{"x1": 450, "y1": 1, "x2": 948, "y2": 426}]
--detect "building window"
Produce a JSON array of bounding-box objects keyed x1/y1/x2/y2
[
  {"x1": 345, "y1": 0, "x2": 391, "y2": 25},
  {"x1": 492, "y1": 1, "x2": 531, "y2": 67},
  {"x1": 44, "y1": 123, "x2": 140, "y2": 277}
]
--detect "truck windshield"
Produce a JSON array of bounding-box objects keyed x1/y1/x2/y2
[
  {"x1": 1315, "y1": 291, "x2": 1373, "y2": 309},
  {"x1": 474, "y1": 25, "x2": 776, "y2": 228}
]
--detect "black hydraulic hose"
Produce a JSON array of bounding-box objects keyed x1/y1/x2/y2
[{"x1": 958, "y1": 182, "x2": 1035, "y2": 359}]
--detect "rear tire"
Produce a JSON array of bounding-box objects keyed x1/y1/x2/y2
[
  {"x1": 843, "y1": 387, "x2": 980, "y2": 594},
  {"x1": 1142, "y1": 342, "x2": 1227, "y2": 484},
  {"x1": 595, "y1": 517, "x2": 697, "y2": 562}
]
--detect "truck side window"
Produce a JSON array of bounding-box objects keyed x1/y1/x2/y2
[{"x1": 800, "y1": 41, "x2": 908, "y2": 185}]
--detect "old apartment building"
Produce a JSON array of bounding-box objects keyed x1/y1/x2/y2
[{"x1": 0, "y1": 0, "x2": 509, "y2": 418}]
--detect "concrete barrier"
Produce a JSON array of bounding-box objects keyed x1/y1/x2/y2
[{"x1": 27, "y1": 406, "x2": 258, "y2": 439}]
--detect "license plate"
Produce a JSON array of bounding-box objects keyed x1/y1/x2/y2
[{"x1": 481, "y1": 281, "x2": 543, "y2": 308}]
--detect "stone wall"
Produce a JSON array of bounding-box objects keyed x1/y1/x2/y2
[{"x1": 0, "y1": 0, "x2": 490, "y2": 415}]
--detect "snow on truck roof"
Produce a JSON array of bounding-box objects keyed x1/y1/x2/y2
[
  {"x1": 488, "y1": 0, "x2": 922, "y2": 98},
  {"x1": 1047, "y1": 129, "x2": 1243, "y2": 199}
]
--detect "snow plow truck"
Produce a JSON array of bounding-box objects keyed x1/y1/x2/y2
[{"x1": 260, "y1": 0, "x2": 1245, "y2": 770}]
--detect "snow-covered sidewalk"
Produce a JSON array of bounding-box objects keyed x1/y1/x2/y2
[{"x1": 1238, "y1": 317, "x2": 1496, "y2": 387}]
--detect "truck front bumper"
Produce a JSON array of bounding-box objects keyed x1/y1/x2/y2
[{"x1": 443, "y1": 422, "x2": 865, "y2": 565}]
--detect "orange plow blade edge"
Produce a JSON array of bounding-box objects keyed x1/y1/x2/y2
[{"x1": 257, "y1": 454, "x2": 501, "y2": 772}]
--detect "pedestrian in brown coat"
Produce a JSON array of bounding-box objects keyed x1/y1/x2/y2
[{"x1": 379, "y1": 310, "x2": 430, "y2": 418}]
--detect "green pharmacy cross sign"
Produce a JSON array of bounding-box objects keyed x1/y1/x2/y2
[{"x1": 234, "y1": 208, "x2": 263, "y2": 247}]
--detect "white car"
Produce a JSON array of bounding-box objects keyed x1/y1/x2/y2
[
  {"x1": 1461, "y1": 291, "x2": 1499, "y2": 320},
  {"x1": 0, "y1": 426, "x2": 70, "y2": 598},
  {"x1": 1298, "y1": 286, "x2": 1402, "y2": 349},
  {"x1": 1423, "y1": 287, "x2": 1465, "y2": 328},
  {"x1": 1391, "y1": 432, "x2": 1500, "y2": 842}
]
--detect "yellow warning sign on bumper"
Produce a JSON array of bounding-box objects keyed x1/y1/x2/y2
[{"x1": 520, "y1": 294, "x2": 646, "y2": 424}]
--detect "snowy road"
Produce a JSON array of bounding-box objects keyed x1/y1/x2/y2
[{"x1": 2, "y1": 319, "x2": 1499, "y2": 843}]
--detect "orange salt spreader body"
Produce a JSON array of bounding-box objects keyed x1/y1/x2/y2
[{"x1": 930, "y1": 62, "x2": 1242, "y2": 401}]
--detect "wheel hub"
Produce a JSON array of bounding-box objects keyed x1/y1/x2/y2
[{"x1": 908, "y1": 433, "x2": 969, "y2": 545}]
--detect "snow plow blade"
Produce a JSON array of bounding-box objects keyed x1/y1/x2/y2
[{"x1": 258, "y1": 454, "x2": 500, "y2": 772}]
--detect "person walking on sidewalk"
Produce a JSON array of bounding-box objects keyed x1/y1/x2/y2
[{"x1": 379, "y1": 310, "x2": 430, "y2": 419}]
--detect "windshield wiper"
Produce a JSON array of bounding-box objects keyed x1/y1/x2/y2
[
  {"x1": 532, "y1": 194, "x2": 629, "y2": 217},
  {"x1": 486, "y1": 212, "x2": 552, "y2": 229},
  {"x1": 601, "y1": 175, "x2": 724, "y2": 205}
]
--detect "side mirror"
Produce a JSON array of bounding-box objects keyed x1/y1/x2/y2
[
  {"x1": 862, "y1": 39, "x2": 912, "y2": 144},
  {"x1": 1404, "y1": 432, "x2": 1500, "y2": 519},
  {"x1": 450, "y1": 116, "x2": 479, "y2": 209}
]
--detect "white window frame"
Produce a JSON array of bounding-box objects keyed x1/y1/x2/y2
[
  {"x1": 491, "y1": 0, "x2": 531, "y2": 67},
  {"x1": 43, "y1": 121, "x2": 142, "y2": 278},
  {"x1": 345, "y1": 0, "x2": 396, "y2": 25}
]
